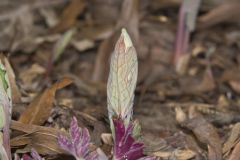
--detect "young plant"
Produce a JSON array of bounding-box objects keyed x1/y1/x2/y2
[
  {"x1": 173, "y1": 0, "x2": 201, "y2": 74},
  {"x1": 107, "y1": 29, "x2": 156, "y2": 160},
  {"x1": 107, "y1": 28, "x2": 138, "y2": 132},
  {"x1": 0, "y1": 60, "x2": 12, "y2": 160},
  {"x1": 57, "y1": 29, "x2": 156, "y2": 160},
  {"x1": 58, "y1": 117, "x2": 98, "y2": 160}
]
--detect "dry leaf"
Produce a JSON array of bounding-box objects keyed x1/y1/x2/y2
[
  {"x1": 152, "y1": 149, "x2": 195, "y2": 160},
  {"x1": 198, "y1": 2, "x2": 240, "y2": 29},
  {"x1": 19, "y1": 64, "x2": 46, "y2": 86},
  {"x1": 11, "y1": 120, "x2": 67, "y2": 155},
  {"x1": 229, "y1": 141, "x2": 240, "y2": 160},
  {"x1": 71, "y1": 39, "x2": 94, "y2": 52},
  {"x1": 182, "y1": 111, "x2": 222, "y2": 160},
  {"x1": 229, "y1": 81, "x2": 240, "y2": 94},
  {"x1": 18, "y1": 77, "x2": 73, "y2": 125},
  {"x1": 182, "y1": 67, "x2": 216, "y2": 94},
  {"x1": 223, "y1": 123, "x2": 240, "y2": 155},
  {"x1": 50, "y1": 0, "x2": 86, "y2": 33}
]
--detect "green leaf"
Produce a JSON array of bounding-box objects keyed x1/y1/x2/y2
[
  {"x1": 53, "y1": 29, "x2": 75, "y2": 62},
  {"x1": 132, "y1": 120, "x2": 141, "y2": 140}
]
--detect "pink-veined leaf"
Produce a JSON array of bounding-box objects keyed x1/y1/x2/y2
[{"x1": 107, "y1": 28, "x2": 138, "y2": 129}]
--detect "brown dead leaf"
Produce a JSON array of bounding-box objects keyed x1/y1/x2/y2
[
  {"x1": 152, "y1": 149, "x2": 195, "y2": 160},
  {"x1": 182, "y1": 67, "x2": 216, "y2": 94},
  {"x1": 71, "y1": 39, "x2": 94, "y2": 52},
  {"x1": 0, "y1": 55, "x2": 21, "y2": 103},
  {"x1": 182, "y1": 109, "x2": 222, "y2": 160},
  {"x1": 220, "y1": 68, "x2": 240, "y2": 82},
  {"x1": 19, "y1": 64, "x2": 46, "y2": 86},
  {"x1": 49, "y1": 0, "x2": 86, "y2": 33},
  {"x1": 223, "y1": 123, "x2": 240, "y2": 155},
  {"x1": 195, "y1": 67, "x2": 216, "y2": 92},
  {"x1": 229, "y1": 141, "x2": 240, "y2": 160},
  {"x1": 229, "y1": 81, "x2": 240, "y2": 94},
  {"x1": 18, "y1": 77, "x2": 73, "y2": 125},
  {"x1": 11, "y1": 120, "x2": 67, "y2": 155},
  {"x1": 220, "y1": 68, "x2": 240, "y2": 93},
  {"x1": 79, "y1": 24, "x2": 114, "y2": 41},
  {"x1": 198, "y1": 2, "x2": 240, "y2": 29}
]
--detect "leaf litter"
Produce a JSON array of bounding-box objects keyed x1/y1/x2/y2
[{"x1": 0, "y1": 0, "x2": 240, "y2": 159}]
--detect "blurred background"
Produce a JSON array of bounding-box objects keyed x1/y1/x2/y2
[{"x1": 3, "y1": 0, "x2": 240, "y2": 159}]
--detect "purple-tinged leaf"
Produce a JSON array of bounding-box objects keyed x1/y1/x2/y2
[
  {"x1": 22, "y1": 154, "x2": 32, "y2": 160},
  {"x1": 58, "y1": 117, "x2": 98, "y2": 160},
  {"x1": 14, "y1": 149, "x2": 43, "y2": 160},
  {"x1": 113, "y1": 118, "x2": 144, "y2": 160},
  {"x1": 30, "y1": 149, "x2": 42, "y2": 160}
]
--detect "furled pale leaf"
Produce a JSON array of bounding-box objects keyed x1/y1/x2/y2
[
  {"x1": 0, "y1": 59, "x2": 12, "y2": 160},
  {"x1": 107, "y1": 28, "x2": 138, "y2": 128},
  {"x1": 19, "y1": 77, "x2": 72, "y2": 125},
  {"x1": 58, "y1": 117, "x2": 98, "y2": 160}
]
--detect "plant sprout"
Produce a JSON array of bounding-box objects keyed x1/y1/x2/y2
[{"x1": 107, "y1": 29, "x2": 156, "y2": 160}]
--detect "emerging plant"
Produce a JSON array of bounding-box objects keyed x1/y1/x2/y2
[
  {"x1": 0, "y1": 60, "x2": 12, "y2": 160},
  {"x1": 107, "y1": 29, "x2": 138, "y2": 130},
  {"x1": 107, "y1": 29, "x2": 156, "y2": 160},
  {"x1": 58, "y1": 117, "x2": 98, "y2": 160},
  {"x1": 173, "y1": 0, "x2": 201, "y2": 73}
]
